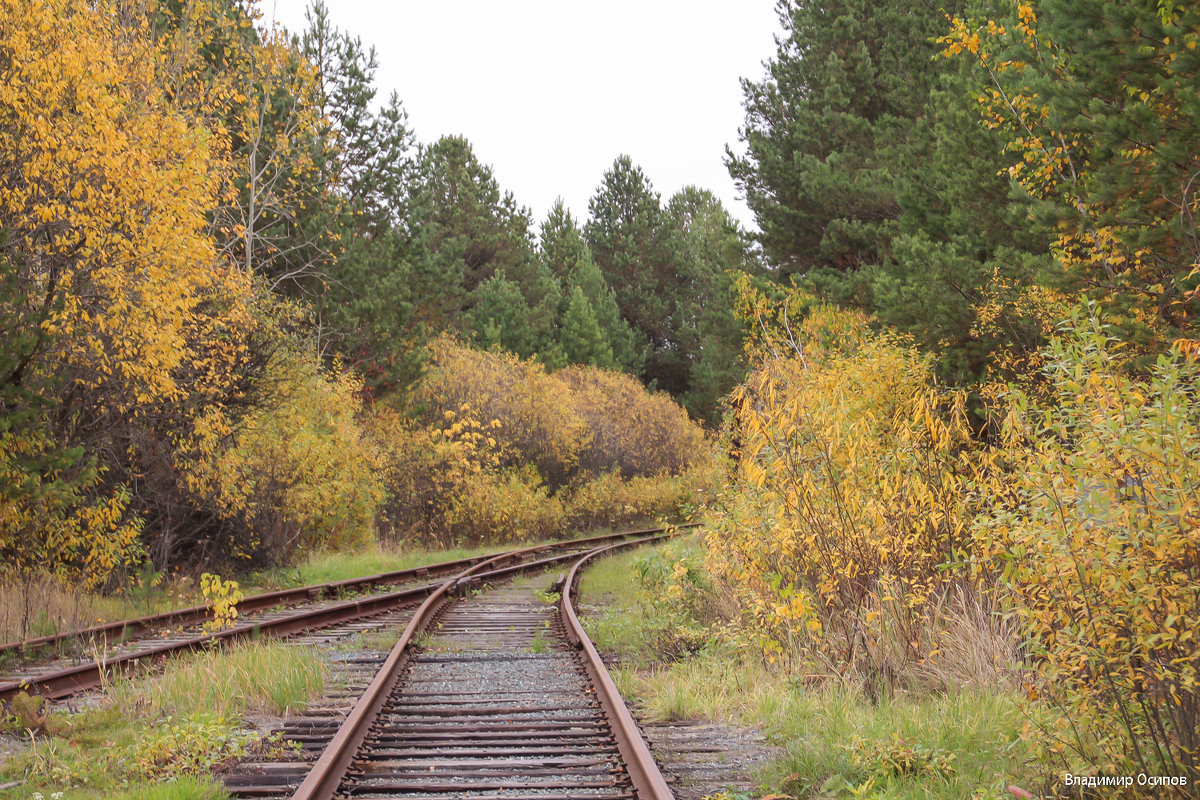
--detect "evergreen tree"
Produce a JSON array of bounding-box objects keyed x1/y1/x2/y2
[
  {"x1": 585, "y1": 157, "x2": 680, "y2": 392},
  {"x1": 664, "y1": 187, "x2": 753, "y2": 422},
  {"x1": 729, "y1": 0, "x2": 1053, "y2": 388},
  {"x1": 539, "y1": 201, "x2": 642, "y2": 372},
  {"x1": 406, "y1": 136, "x2": 559, "y2": 356},
  {"x1": 559, "y1": 286, "x2": 615, "y2": 368},
  {"x1": 299, "y1": 1, "x2": 422, "y2": 393},
  {"x1": 968, "y1": 0, "x2": 1200, "y2": 345},
  {"x1": 727, "y1": 0, "x2": 945, "y2": 280}
]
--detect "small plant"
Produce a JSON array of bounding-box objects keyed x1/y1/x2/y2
[
  {"x1": 845, "y1": 733, "x2": 957, "y2": 780},
  {"x1": 199, "y1": 572, "x2": 242, "y2": 634},
  {"x1": 528, "y1": 630, "x2": 551, "y2": 654},
  {"x1": 129, "y1": 561, "x2": 165, "y2": 616},
  {"x1": 9, "y1": 690, "x2": 52, "y2": 735}
]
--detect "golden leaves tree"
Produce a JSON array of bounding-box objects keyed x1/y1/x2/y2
[{"x1": 0, "y1": 0, "x2": 242, "y2": 588}]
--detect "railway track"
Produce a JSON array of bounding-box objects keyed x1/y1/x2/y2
[
  {"x1": 224, "y1": 536, "x2": 675, "y2": 800},
  {"x1": 0, "y1": 526, "x2": 692, "y2": 704}
]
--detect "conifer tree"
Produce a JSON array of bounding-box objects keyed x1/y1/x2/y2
[
  {"x1": 729, "y1": 0, "x2": 1053, "y2": 387},
  {"x1": 559, "y1": 286, "x2": 615, "y2": 368},
  {"x1": 406, "y1": 136, "x2": 559, "y2": 356},
  {"x1": 585, "y1": 157, "x2": 680, "y2": 391},
  {"x1": 540, "y1": 201, "x2": 642, "y2": 372}
]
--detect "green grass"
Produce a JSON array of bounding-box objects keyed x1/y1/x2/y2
[
  {"x1": 111, "y1": 640, "x2": 327, "y2": 718},
  {"x1": 269, "y1": 542, "x2": 502, "y2": 588},
  {"x1": 0, "y1": 641, "x2": 324, "y2": 799},
  {"x1": 577, "y1": 542, "x2": 1042, "y2": 800},
  {"x1": 574, "y1": 541, "x2": 675, "y2": 662},
  {"x1": 111, "y1": 778, "x2": 230, "y2": 800}
]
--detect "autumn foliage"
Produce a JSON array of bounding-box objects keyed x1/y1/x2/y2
[
  {"x1": 0, "y1": 0, "x2": 381, "y2": 598},
  {"x1": 706, "y1": 295, "x2": 976, "y2": 691},
  {"x1": 380, "y1": 336, "x2": 711, "y2": 545},
  {"x1": 711, "y1": 278, "x2": 1200, "y2": 784},
  {"x1": 0, "y1": 0, "x2": 236, "y2": 585},
  {"x1": 977, "y1": 316, "x2": 1200, "y2": 783}
]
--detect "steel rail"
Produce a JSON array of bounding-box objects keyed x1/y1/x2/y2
[
  {"x1": 2, "y1": 523, "x2": 695, "y2": 659},
  {"x1": 287, "y1": 531, "x2": 679, "y2": 800},
  {"x1": 0, "y1": 525, "x2": 693, "y2": 703},
  {"x1": 0, "y1": 554, "x2": 492, "y2": 658},
  {"x1": 561, "y1": 540, "x2": 676, "y2": 799}
]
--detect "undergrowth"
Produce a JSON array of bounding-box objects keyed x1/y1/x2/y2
[
  {"x1": 579, "y1": 540, "x2": 1040, "y2": 799},
  {"x1": 0, "y1": 640, "x2": 324, "y2": 799}
]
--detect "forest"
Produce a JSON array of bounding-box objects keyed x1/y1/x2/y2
[{"x1": 1, "y1": 0, "x2": 1198, "y2": 796}]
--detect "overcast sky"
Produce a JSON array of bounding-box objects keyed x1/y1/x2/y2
[{"x1": 262, "y1": 1, "x2": 780, "y2": 231}]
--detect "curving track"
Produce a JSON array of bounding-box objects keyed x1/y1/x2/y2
[
  {"x1": 0, "y1": 527, "x2": 692, "y2": 704},
  {"x1": 225, "y1": 536, "x2": 676, "y2": 799}
]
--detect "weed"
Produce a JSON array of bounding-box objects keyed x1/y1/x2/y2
[
  {"x1": 528, "y1": 631, "x2": 550, "y2": 654},
  {"x1": 845, "y1": 733, "x2": 957, "y2": 780},
  {"x1": 111, "y1": 641, "x2": 326, "y2": 718}
]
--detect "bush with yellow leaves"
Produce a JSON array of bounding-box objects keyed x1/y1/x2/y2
[
  {"x1": 558, "y1": 367, "x2": 707, "y2": 477},
  {"x1": 376, "y1": 336, "x2": 711, "y2": 545},
  {"x1": 417, "y1": 335, "x2": 590, "y2": 487},
  {"x1": 976, "y1": 311, "x2": 1200, "y2": 784},
  {"x1": 706, "y1": 295, "x2": 976, "y2": 692},
  {"x1": 190, "y1": 348, "x2": 384, "y2": 564}
]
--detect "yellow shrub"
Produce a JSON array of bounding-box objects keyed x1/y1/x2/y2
[
  {"x1": 445, "y1": 466, "x2": 565, "y2": 545},
  {"x1": 706, "y1": 302, "x2": 974, "y2": 688},
  {"x1": 418, "y1": 335, "x2": 590, "y2": 486},
  {"x1": 562, "y1": 468, "x2": 712, "y2": 531},
  {"x1": 199, "y1": 350, "x2": 383, "y2": 562},
  {"x1": 374, "y1": 339, "x2": 712, "y2": 545},
  {"x1": 558, "y1": 366, "x2": 707, "y2": 477},
  {"x1": 977, "y1": 313, "x2": 1200, "y2": 782}
]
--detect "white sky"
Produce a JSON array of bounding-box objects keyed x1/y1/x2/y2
[{"x1": 261, "y1": 1, "x2": 780, "y2": 231}]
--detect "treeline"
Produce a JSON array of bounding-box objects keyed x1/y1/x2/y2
[
  {"x1": 289, "y1": 3, "x2": 754, "y2": 420},
  {"x1": 0, "y1": 0, "x2": 743, "y2": 593},
  {"x1": 711, "y1": 0, "x2": 1199, "y2": 790}
]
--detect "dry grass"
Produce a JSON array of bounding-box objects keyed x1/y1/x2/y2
[{"x1": 0, "y1": 576, "x2": 165, "y2": 644}]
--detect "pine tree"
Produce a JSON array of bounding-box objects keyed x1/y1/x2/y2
[
  {"x1": 664, "y1": 187, "x2": 753, "y2": 422},
  {"x1": 727, "y1": 0, "x2": 947, "y2": 280},
  {"x1": 299, "y1": 1, "x2": 422, "y2": 394},
  {"x1": 559, "y1": 286, "x2": 615, "y2": 368},
  {"x1": 585, "y1": 157, "x2": 679, "y2": 391},
  {"x1": 405, "y1": 136, "x2": 558, "y2": 356},
  {"x1": 540, "y1": 201, "x2": 642, "y2": 372},
  {"x1": 728, "y1": 0, "x2": 1054, "y2": 388}
]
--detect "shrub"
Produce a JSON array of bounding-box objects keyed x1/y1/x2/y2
[
  {"x1": 191, "y1": 349, "x2": 384, "y2": 564},
  {"x1": 417, "y1": 335, "x2": 589, "y2": 487},
  {"x1": 705, "y1": 299, "x2": 977, "y2": 692},
  {"x1": 558, "y1": 366, "x2": 707, "y2": 477},
  {"x1": 376, "y1": 337, "x2": 712, "y2": 545},
  {"x1": 976, "y1": 312, "x2": 1200, "y2": 783}
]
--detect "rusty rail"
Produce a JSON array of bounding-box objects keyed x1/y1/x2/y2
[
  {"x1": 0, "y1": 554, "x2": 493, "y2": 659},
  {"x1": 285, "y1": 532, "x2": 677, "y2": 800},
  {"x1": 1, "y1": 525, "x2": 693, "y2": 704},
  {"x1": 562, "y1": 539, "x2": 676, "y2": 799}
]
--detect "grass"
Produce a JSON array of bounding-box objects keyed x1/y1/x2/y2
[
  {"x1": 0, "y1": 641, "x2": 325, "y2": 800},
  {"x1": 111, "y1": 640, "x2": 327, "y2": 719},
  {"x1": 574, "y1": 541, "x2": 673, "y2": 662},
  {"x1": 267, "y1": 542, "x2": 505, "y2": 588},
  {"x1": 0, "y1": 540, "x2": 519, "y2": 645},
  {"x1": 578, "y1": 542, "x2": 1042, "y2": 800},
  {"x1": 337, "y1": 626, "x2": 402, "y2": 653}
]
